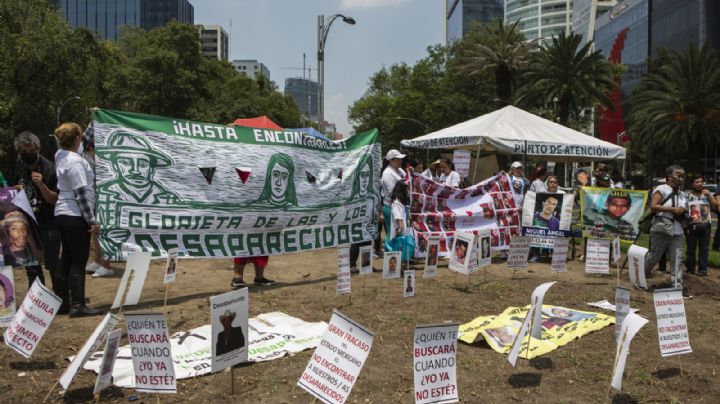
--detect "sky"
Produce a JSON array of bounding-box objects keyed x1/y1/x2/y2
[{"x1": 195, "y1": 0, "x2": 445, "y2": 135}]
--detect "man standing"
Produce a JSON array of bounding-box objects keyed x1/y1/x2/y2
[{"x1": 8, "y1": 131, "x2": 60, "y2": 289}]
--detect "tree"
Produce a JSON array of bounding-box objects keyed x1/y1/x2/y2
[
  {"x1": 627, "y1": 44, "x2": 720, "y2": 172},
  {"x1": 455, "y1": 20, "x2": 532, "y2": 106},
  {"x1": 516, "y1": 31, "x2": 617, "y2": 126}
]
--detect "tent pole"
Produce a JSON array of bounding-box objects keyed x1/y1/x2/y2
[
  {"x1": 522, "y1": 140, "x2": 527, "y2": 178},
  {"x1": 426, "y1": 148, "x2": 430, "y2": 170},
  {"x1": 472, "y1": 142, "x2": 482, "y2": 184}
]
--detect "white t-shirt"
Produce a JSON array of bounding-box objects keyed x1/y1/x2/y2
[
  {"x1": 653, "y1": 184, "x2": 687, "y2": 235},
  {"x1": 530, "y1": 179, "x2": 547, "y2": 193},
  {"x1": 382, "y1": 166, "x2": 406, "y2": 206},
  {"x1": 420, "y1": 168, "x2": 434, "y2": 180},
  {"x1": 438, "y1": 171, "x2": 461, "y2": 188},
  {"x1": 390, "y1": 199, "x2": 408, "y2": 239},
  {"x1": 55, "y1": 149, "x2": 95, "y2": 217}
]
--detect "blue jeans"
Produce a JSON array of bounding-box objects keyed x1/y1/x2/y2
[{"x1": 686, "y1": 226, "x2": 711, "y2": 273}]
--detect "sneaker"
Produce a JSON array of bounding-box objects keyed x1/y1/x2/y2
[
  {"x1": 91, "y1": 266, "x2": 114, "y2": 278},
  {"x1": 254, "y1": 277, "x2": 276, "y2": 286},
  {"x1": 528, "y1": 256, "x2": 539, "y2": 263},
  {"x1": 231, "y1": 277, "x2": 246, "y2": 289},
  {"x1": 682, "y1": 289, "x2": 693, "y2": 299},
  {"x1": 85, "y1": 262, "x2": 101, "y2": 274}
]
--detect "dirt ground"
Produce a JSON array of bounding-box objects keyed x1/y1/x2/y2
[{"x1": 1, "y1": 249, "x2": 719, "y2": 403}]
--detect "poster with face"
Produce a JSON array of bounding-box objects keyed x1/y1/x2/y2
[
  {"x1": 477, "y1": 231, "x2": 492, "y2": 268},
  {"x1": 163, "y1": 248, "x2": 178, "y2": 284},
  {"x1": 581, "y1": 188, "x2": 648, "y2": 242},
  {"x1": 0, "y1": 265, "x2": 16, "y2": 327},
  {"x1": 424, "y1": 236, "x2": 440, "y2": 278},
  {"x1": 404, "y1": 270, "x2": 415, "y2": 297},
  {"x1": 359, "y1": 245, "x2": 373, "y2": 275},
  {"x1": 211, "y1": 288, "x2": 249, "y2": 372},
  {"x1": 383, "y1": 251, "x2": 402, "y2": 279},
  {"x1": 0, "y1": 188, "x2": 42, "y2": 268},
  {"x1": 521, "y1": 191, "x2": 574, "y2": 248},
  {"x1": 449, "y1": 231, "x2": 475, "y2": 274}
]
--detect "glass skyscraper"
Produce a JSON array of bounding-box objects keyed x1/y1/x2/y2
[
  {"x1": 504, "y1": 0, "x2": 572, "y2": 43},
  {"x1": 446, "y1": 0, "x2": 504, "y2": 43}
]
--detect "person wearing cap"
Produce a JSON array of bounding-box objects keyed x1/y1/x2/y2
[
  {"x1": 53, "y1": 123, "x2": 102, "y2": 317},
  {"x1": 382, "y1": 149, "x2": 407, "y2": 234},
  {"x1": 509, "y1": 161, "x2": 529, "y2": 207},
  {"x1": 216, "y1": 309, "x2": 246, "y2": 355},
  {"x1": 437, "y1": 158, "x2": 460, "y2": 188}
]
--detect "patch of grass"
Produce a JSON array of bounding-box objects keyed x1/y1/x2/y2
[{"x1": 631, "y1": 368, "x2": 651, "y2": 385}]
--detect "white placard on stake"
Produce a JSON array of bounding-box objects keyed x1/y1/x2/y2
[
  {"x1": 449, "y1": 231, "x2": 476, "y2": 274},
  {"x1": 383, "y1": 251, "x2": 402, "y2": 279},
  {"x1": 111, "y1": 251, "x2": 152, "y2": 309},
  {"x1": 60, "y1": 313, "x2": 121, "y2": 390},
  {"x1": 653, "y1": 288, "x2": 692, "y2": 357},
  {"x1": 404, "y1": 271, "x2": 416, "y2": 298},
  {"x1": 413, "y1": 323, "x2": 460, "y2": 404},
  {"x1": 508, "y1": 282, "x2": 555, "y2": 367},
  {"x1": 125, "y1": 312, "x2": 176, "y2": 393},
  {"x1": 424, "y1": 236, "x2": 440, "y2": 278},
  {"x1": 612, "y1": 237, "x2": 621, "y2": 264},
  {"x1": 611, "y1": 312, "x2": 649, "y2": 391},
  {"x1": 358, "y1": 245, "x2": 373, "y2": 275},
  {"x1": 615, "y1": 287, "x2": 631, "y2": 340},
  {"x1": 452, "y1": 150, "x2": 471, "y2": 178},
  {"x1": 551, "y1": 238, "x2": 569, "y2": 272},
  {"x1": 627, "y1": 245, "x2": 648, "y2": 289},
  {"x1": 477, "y1": 230, "x2": 492, "y2": 268},
  {"x1": 0, "y1": 265, "x2": 16, "y2": 327},
  {"x1": 163, "y1": 248, "x2": 178, "y2": 284},
  {"x1": 507, "y1": 236, "x2": 530, "y2": 269},
  {"x1": 3, "y1": 280, "x2": 61, "y2": 358},
  {"x1": 298, "y1": 310, "x2": 373, "y2": 404},
  {"x1": 585, "y1": 238, "x2": 610, "y2": 274},
  {"x1": 93, "y1": 328, "x2": 123, "y2": 395},
  {"x1": 210, "y1": 288, "x2": 249, "y2": 372},
  {"x1": 337, "y1": 246, "x2": 351, "y2": 295}
]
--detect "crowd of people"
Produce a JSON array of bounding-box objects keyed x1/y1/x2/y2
[{"x1": 0, "y1": 126, "x2": 716, "y2": 318}]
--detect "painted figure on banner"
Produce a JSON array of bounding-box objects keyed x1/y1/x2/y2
[
  {"x1": 584, "y1": 191, "x2": 637, "y2": 238},
  {"x1": 216, "y1": 309, "x2": 246, "y2": 356},
  {"x1": 532, "y1": 194, "x2": 562, "y2": 231},
  {"x1": 255, "y1": 153, "x2": 298, "y2": 208},
  {"x1": 348, "y1": 154, "x2": 380, "y2": 233}
]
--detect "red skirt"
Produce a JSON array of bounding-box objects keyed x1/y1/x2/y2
[{"x1": 233, "y1": 256, "x2": 269, "y2": 267}]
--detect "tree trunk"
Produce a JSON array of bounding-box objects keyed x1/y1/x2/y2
[{"x1": 495, "y1": 65, "x2": 512, "y2": 106}]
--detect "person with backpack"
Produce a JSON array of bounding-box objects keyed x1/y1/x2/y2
[{"x1": 684, "y1": 175, "x2": 717, "y2": 276}]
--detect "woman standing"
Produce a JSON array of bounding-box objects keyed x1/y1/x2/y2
[
  {"x1": 529, "y1": 164, "x2": 548, "y2": 193},
  {"x1": 381, "y1": 150, "x2": 406, "y2": 238},
  {"x1": 53, "y1": 123, "x2": 102, "y2": 317},
  {"x1": 437, "y1": 159, "x2": 460, "y2": 188},
  {"x1": 685, "y1": 175, "x2": 717, "y2": 276}
]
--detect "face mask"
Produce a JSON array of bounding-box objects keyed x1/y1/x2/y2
[{"x1": 20, "y1": 152, "x2": 38, "y2": 165}]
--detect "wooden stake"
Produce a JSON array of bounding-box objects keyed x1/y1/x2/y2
[
  {"x1": 231, "y1": 367, "x2": 236, "y2": 394},
  {"x1": 362, "y1": 275, "x2": 366, "y2": 296},
  {"x1": 42, "y1": 381, "x2": 58, "y2": 403},
  {"x1": 163, "y1": 283, "x2": 170, "y2": 312},
  {"x1": 94, "y1": 393, "x2": 100, "y2": 404},
  {"x1": 156, "y1": 393, "x2": 161, "y2": 403}
]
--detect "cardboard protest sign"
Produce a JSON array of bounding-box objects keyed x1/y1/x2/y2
[
  {"x1": 404, "y1": 270, "x2": 416, "y2": 298},
  {"x1": 92, "y1": 109, "x2": 380, "y2": 261},
  {"x1": 383, "y1": 251, "x2": 402, "y2": 279},
  {"x1": 508, "y1": 282, "x2": 555, "y2": 366},
  {"x1": 585, "y1": 238, "x2": 610, "y2": 274},
  {"x1": 615, "y1": 287, "x2": 630, "y2": 340},
  {"x1": 460, "y1": 304, "x2": 614, "y2": 359},
  {"x1": 452, "y1": 150, "x2": 471, "y2": 178},
  {"x1": 550, "y1": 238, "x2": 569, "y2": 272},
  {"x1": 413, "y1": 324, "x2": 459, "y2": 404},
  {"x1": 611, "y1": 312, "x2": 649, "y2": 391},
  {"x1": 653, "y1": 288, "x2": 692, "y2": 357},
  {"x1": 410, "y1": 172, "x2": 521, "y2": 254},
  {"x1": 111, "y1": 251, "x2": 152, "y2": 309},
  {"x1": 506, "y1": 236, "x2": 530, "y2": 269},
  {"x1": 476, "y1": 230, "x2": 492, "y2": 268},
  {"x1": 424, "y1": 236, "x2": 440, "y2": 278},
  {"x1": 0, "y1": 187, "x2": 44, "y2": 267},
  {"x1": 449, "y1": 231, "x2": 475, "y2": 274},
  {"x1": 163, "y1": 248, "x2": 178, "y2": 284},
  {"x1": 521, "y1": 191, "x2": 574, "y2": 248},
  {"x1": 3, "y1": 280, "x2": 61, "y2": 358},
  {"x1": 337, "y1": 246, "x2": 351, "y2": 294},
  {"x1": 60, "y1": 313, "x2": 121, "y2": 390},
  {"x1": 358, "y1": 245, "x2": 373, "y2": 275},
  {"x1": 627, "y1": 245, "x2": 648, "y2": 289},
  {"x1": 210, "y1": 288, "x2": 249, "y2": 372},
  {"x1": 581, "y1": 187, "x2": 647, "y2": 242},
  {"x1": 93, "y1": 328, "x2": 123, "y2": 395},
  {"x1": 0, "y1": 265, "x2": 16, "y2": 327},
  {"x1": 298, "y1": 310, "x2": 373, "y2": 404},
  {"x1": 125, "y1": 312, "x2": 176, "y2": 393},
  {"x1": 611, "y1": 237, "x2": 621, "y2": 264}
]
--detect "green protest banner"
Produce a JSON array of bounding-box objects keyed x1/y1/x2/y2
[{"x1": 92, "y1": 109, "x2": 380, "y2": 260}]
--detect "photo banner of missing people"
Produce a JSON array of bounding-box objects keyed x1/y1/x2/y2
[
  {"x1": 580, "y1": 187, "x2": 648, "y2": 243},
  {"x1": 91, "y1": 109, "x2": 381, "y2": 260}
]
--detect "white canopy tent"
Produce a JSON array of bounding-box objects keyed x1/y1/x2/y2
[{"x1": 400, "y1": 105, "x2": 626, "y2": 162}]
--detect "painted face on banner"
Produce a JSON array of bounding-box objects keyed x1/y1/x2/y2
[
  {"x1": 271, "y1": 163, "x2": 290, "y2": 200},
  {"x1": 607, "y1": 197, "x2": 630, "y2": 218},
  {"x1": 117, "y1": 154, "x2": 152, "y2": 187},
  {"x1": 359, "y1": 164, "x2": 371, "y2": 193}
]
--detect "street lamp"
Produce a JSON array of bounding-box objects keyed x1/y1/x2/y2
[
  {"x1": 395, "y1": 116, "x2": 429, "y2": 133},
  {"x1": 317, "y1": 13, "x2": 355, "y2": 125},
  {"x1": 56, "y1": 96, "x2": 81, "y2": 126}
]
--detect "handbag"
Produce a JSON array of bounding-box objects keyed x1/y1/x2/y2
[{"x1": 649, "y1": 190, "x2": 679, "y2": 236}]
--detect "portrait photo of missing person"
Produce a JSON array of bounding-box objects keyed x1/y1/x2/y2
[
  {"x1": 480, "y1": 236, "x2": 491, "y2": 259},
  {"x1": 453, "y1": 239, "x2": 469, "y2": 265},
  {"x1": 486, "y1": 325, "x2": 517, "y2": 347},
  {"x1": 405, "y1": 272, "x2": 415, "y2": 295},
  {"x1": 1, "y1": 211, "x2": 41, "y2": 267},
  {"x1": 384, "y1": 252, "x2": 401, "y2": 278},
  {"x1": 532, "y1": 193, "x2": 563, "y2": 231},
  {"x1": 216, "y1": 309, "x2": 246, "y2": 356},
  {"x1": 427, "y1": 244, "x2": 438, "y2": 266},
  {"x1": 542, "y1": 307, "x2": 596, "y2": 322},
  {"x1": 166, "y1": 257, "x2": 176, "y2": 275},
  {"x1": 0, "y1": 273, "x2": 15, "y2": 317},
  {"x1": 360, "y1": 250, "x2": 371, "y2": 268}
]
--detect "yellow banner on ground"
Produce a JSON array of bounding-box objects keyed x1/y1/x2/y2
[{"x1": 458, "y1": 305, "x2": 614, "y2": 359}]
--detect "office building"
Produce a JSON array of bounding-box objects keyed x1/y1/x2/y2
[
  {"x1": 198, "y1": 24, "x2": 229, "y2": 61},
  {"x1": 650, "y1": 0, "x2": 720, "y2": 56},
  {"x1": 57, "y1": 0, "x2": 193, "y2": 41},
  {"x1": 285, "y1": 77, "x2": 319, "y2": 121},
  {"x1": 504, "y1": 0, "x2": 572, "y2": 43},
  {"x1": 571, "y1": 0, "x2": 618, "y2": 47},
  {"x1": 446, "y1": 0, "x2": 504, "y2": 43},
  {"x1": 232, "y1": 60, "x2": 271, "y2": 80}
]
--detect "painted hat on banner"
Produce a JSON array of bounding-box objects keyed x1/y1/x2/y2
[
  {"x1": 220, "y1": 309, "x2": 236, "y2": 322},
  {"x1": 511, "y1": 161, "x2": 523, "y2": 169},
  {"x1": 96, "y1": 131, "x2": 173, "y2": 167},
  {"x1": 385, "y1": 149, "x2": 406, "y2": 161}
]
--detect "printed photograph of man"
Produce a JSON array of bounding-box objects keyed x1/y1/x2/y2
[
  {"x1": 533, "y1": 194, "x2": 562, "y2": 230},
  {"x1": 424, "y1": 196, "x2": 436, "y2": 212},
  {"x1": 436, "y1": 198, "x2": 449, "y2": 212},
  {"x1": 384, "y1": 252, "x2": 401, "y2": 278},
  {"x1": 453, "y1": 239, "x2": 468, "y2": 265},
  {"x1": 491, "y1": 230, "x2": 499, "y2": 246},
  {"x1": 427, "y1": 244, "x2": 438, "y2": 266},
  {"x1": 584, "y1": 191, "x2": 637, "y2": 238},
  {"x1": 404, "y1": 271, "x2": 415, "y2": 297},
  {"x1": 410, "y1": 195, "x2": 423, "y2": 213},
  {"x1": 360, "y1": 250, "x2": 371, "y2": 268},
  {"x1": 437, "y1": 187, "x2": 456, "y2": 200},
  {"x1": 503, "y1": 193, "x2": 514, "y2": 209},
  {"x1": 493, "y1": 196, "x2": 505, "y2": 210},
  {"x1": 216, "y1": 309, "x2": 246, "y2": 356},
  {"x1": 480, "y1": 236, "x2": 491, "y2": 259},
  {"x1": 480, "y1": 203, "x2": 494, "y2": 219},
  {"x1": 575, "y1": 168, "x2": 590, "y2": 188}
]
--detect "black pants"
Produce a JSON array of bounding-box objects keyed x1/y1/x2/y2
[
  {"x1": 55, "y1": 215, "x2": 91, "y2": 307},
  {"x1": 23, "y1": 225, "x2": 61, "y2": 290}
]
